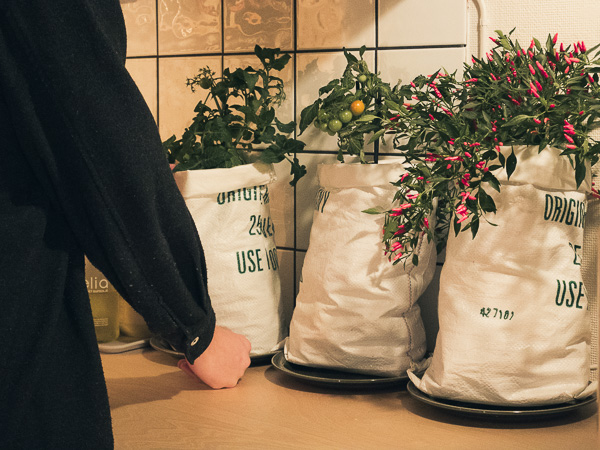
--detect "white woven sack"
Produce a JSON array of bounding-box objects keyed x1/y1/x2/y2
[
  {"x1": 285, "y1": 161, "x2": 436, "y2": 377},
  {"x1": 174, "y1": 162, "x2": 284, "y2": 356},
  {"x1": 409, "y1": 145, "x2": 598, "y2": 406}
]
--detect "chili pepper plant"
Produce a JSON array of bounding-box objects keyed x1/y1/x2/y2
[
  {"x1": 370, "y1": 30, "x2": 600, "y2": 265},
  {"x1": 163, "y1": 45, "x2": 306, "y2": 185}
]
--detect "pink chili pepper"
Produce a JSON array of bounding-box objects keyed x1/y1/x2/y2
[
  {"x1": 579, "y1": 111, "x2": 584, "y2": 115},
  {"x1": 394, "y1": 225, "x2": 406, "y2": 236},
  {"x1": 565, "y1": 66, "x2": 570, "y2": 74},
  {"x1": 528, "y1": 64, "x2": 536, "y2": 75},
  {"x1": 589, "y1": 74, "x2": 595, "y2": 84},
  {"x1": 429, "y1": 114, "x2": 435, "y2": 121},
  {"x1": 465, "y1": 152, "x2": 472, "y2": 158},
  {"x1": 446, "y1": 164, "x2": 452, "y2": 169},
  {"x1": 560, "y1": 43, "x2": 565, "y2": 52},
  {"x1": 549, "y1": 104, "x2": 555, "y2": 108},
  {"x1": 476, "y1": 161, "x2": 486, "y2": 169},
  {"x1": 566, "y1": 144, "x2": 576, "y2": 149},
  {"x1": 581, "y1": 41, "x2": 587, "y2": 52},
  {"x1": 528, "y1": 50, "x2": 534, "y2": 58},
  {"x1": 410, "y1": 82, "x2": 416, "y2": 88},
  {"x1": 564, "y1": 134, "x2": 574, "y2": 143},
  {"x1": 400, "y1": 173, "x2": 409, "y2": 182},
  {"x1": 423, "y1": 218, "x2": 429, "y2": 229},
  {"x1": 553, "y1": 33, "x2": 558, "y2": 44},
  {"x1": 535, "y1": 80, "x2": 543, "y2": 91},
  {"x1": 533, "y1": 118, "x2": 541, "y2": 124},
  {"x1": 457, "y1": 215, "x2": 469, "y2": 224},
  {"x1": 448, "y1": 139, "x2": 455, "y2": 145},
  {"x1": 530, "y1": 39, "x2": 535, "y2": 48}
]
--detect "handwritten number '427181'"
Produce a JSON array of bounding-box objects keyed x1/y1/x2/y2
[{"x1": 480, "y1": 307, "x2": 514, "y2": 320}]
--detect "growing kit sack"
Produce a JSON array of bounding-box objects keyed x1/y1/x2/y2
[
  {"x1": 285, "y1": 161, "x2": 436, "y2": 377},
  {"x1": 174, "y1": 162, "x2": 285, "y2": 356},
  {"x1": 409, "y1": 145, "x2": 598, "y2": 406}
]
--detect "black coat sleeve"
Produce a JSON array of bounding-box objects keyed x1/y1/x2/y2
[{"x1": 0, "y1": 0, "x2": 215, "y2": 361}]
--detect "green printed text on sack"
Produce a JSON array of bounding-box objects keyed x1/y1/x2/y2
[
  {"x1": 314, "y1": 188, "x2": 330, "y2": 213},
  {"x1": 249, "y1": 215, "x2": 274, "y2": 237},
  {"x1": 217, "y1": 186, "x2": 269, "y2": 205},
  {"x1": 543, "y1": 194, "x2": 585, "y2": 228},
  {"x1": 555, "y1": 279, "x2": 585, "y2": 309},
  {"x1": 236, "y1": 247, "x2": 279, "y2": 274}
]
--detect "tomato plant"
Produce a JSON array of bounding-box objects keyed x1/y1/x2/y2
[
  {"x1": 163, "y1": 45, "x2": 307, "y2": 186},
  {"x1": 298, "y1": 46, "x2": 403, "y2": 163}
]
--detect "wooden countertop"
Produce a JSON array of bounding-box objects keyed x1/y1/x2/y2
[{"x1": 101, "y1": 349, "x2": 598, "y2": 449}]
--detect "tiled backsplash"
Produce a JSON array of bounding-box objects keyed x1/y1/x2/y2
[{"x1": 120, "y1": 0, "x2": 465, "y2": 351}]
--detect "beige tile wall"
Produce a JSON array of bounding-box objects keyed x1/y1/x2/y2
[{"x1": 121, "y1": 0, "x2": 468, "y2": 351}]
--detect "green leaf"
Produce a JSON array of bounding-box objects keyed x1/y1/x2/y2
[
  {"x1": 478, "y1": 188, "x2": 497, "y2": 213},
  {"x1": 470, "y1": 216, "x2": 480, "y2": 239},
  {"x1": 275, "y1": 117, "x2": 295, "y2": 134},
  {"x1": 506, "y1": 148, "x2": 517, "y2": 179},
  {"x1": 412, "y1": 254, "x2": 419, "y2": 266},
  {"x1": 298, "y1": 100, "x2": 321, "y2": 134},
  {"x1": 242, "y1": 71, "x2": 260, "y2": 91},
  {"x1": 482, "y1": 172, "x2": 501, "y2": 192},
  {"x1": 271, "y1": 53, "x2": 291, "y2": 71},
  {"x1": 502, "y1": 114, "x2": 533, "y2": 128},
  {"x1": 362, "y1": 207, "x2": 386, "y2": 215},
  {"x1": 368, "y1": 128, "x2": 386, "y2": 144},
  {"x1": 343, "y1": 48, "x2": 359, "y2": 64},
  {"x1": 575, "y1": 158, "x2": 587, "y2": 188},
  {"x1": 355, "y1": 114, "x2": 379, "y2": 123}
]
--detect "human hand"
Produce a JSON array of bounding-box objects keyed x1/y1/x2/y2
[{"x1": 177, "y1": 326, "x2": 251, "y2": 389}]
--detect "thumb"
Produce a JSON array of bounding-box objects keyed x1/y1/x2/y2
[{"x1": 177, "y1": 359, "x2": 197, "y2": 380}]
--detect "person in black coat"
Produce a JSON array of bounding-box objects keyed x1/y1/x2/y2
[{"x1": 0, "y1": 1, "x2": 251, "y2": 448}]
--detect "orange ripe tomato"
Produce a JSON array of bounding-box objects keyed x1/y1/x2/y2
[{"x1": 350, "y1": 100, "x2": 365, "y2": 116}]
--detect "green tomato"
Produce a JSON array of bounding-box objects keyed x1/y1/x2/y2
[
  {"x1": 318, "y1": 121, "x2": 329, "y2": 132},
  {"x1": 317, "y1": 109, "x2": 330, "y2": 123},
  {"x1": 328, "y1": 119, "x2": 343, "y2": 132},
  {"x1": 339, "y1": 109, "x2": 353, "y2": 123},
  {"x1": 198, "y1": 77, "x2": 212, "y2": 89},
  {"x1": 357, "y1": 74, "x2": 367, "y2": 83}
]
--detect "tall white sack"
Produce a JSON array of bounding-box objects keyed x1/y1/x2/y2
[
  {"x1": 285, "y1": 161, "x2": 436, "y2": 377},
  {"x1": 409, "y1": 145, "x2": 598, "y2": 406},
  {"x1": 174, "y1": 162, "x2": 285, "y2": 356}
]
